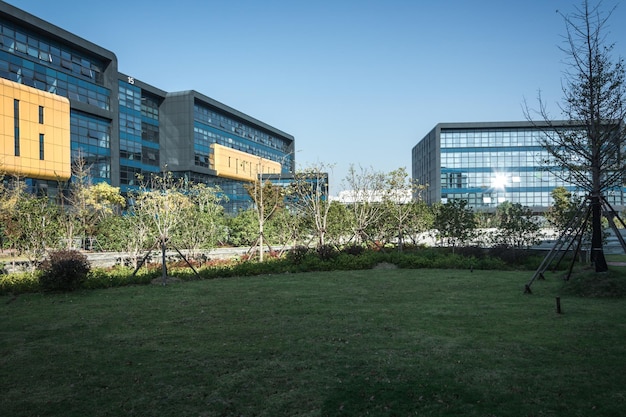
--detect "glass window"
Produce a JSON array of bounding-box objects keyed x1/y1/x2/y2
[{"x1": 39, "y1": 133, "x2": 44, "y2": 160}]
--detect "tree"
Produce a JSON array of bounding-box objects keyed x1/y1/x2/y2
[
  {"x1": 266, "y1": 206, "x2": 305, "y2": 253},
  {"x1": 380, "y1": 167, "x2": 428, "y2": 251},
  {"x1": 404, "y1": 201, "x2": 435, "y2": 246},
  {"x1": 545, "y1": 186, "x2": 585, "y2": 234},
  {"x1": 226, "y1": 209, "x2": 259, "y2": 248},
  {"x1": 133, "y1": 171, "x2": 192, "y2": 280},
  {"x1": 58, "y1": 156, "x2": 125, "y2": 250},
  {"x1": 433, "y1": 199, "x2": 476, "y2": 252},
  {"x1": 342, "y1": 164, "x2": 387, "y2": 246},
  {"x1": 173, "y1": 183, "x2": 227, "y2": 260},
  {"x1": 325, "y1": 201, "x2": 353, "y2": 246},
  {"x1": 492, "y1": 201, "x2": 543, "y2": 249},
  {"x1": 526, "y1": 1, "x2": 626, "y2": 272},
  {"x1": 2, "y1": 178, "x2": 59, "y2": 269},
  {"x1": 289, "y1": 164, "x2": 332, "y2": 248},
  {"x1": 244, "y1": 178, "x2": 285, "y2": 262}
]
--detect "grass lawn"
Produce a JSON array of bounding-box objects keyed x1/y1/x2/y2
[{"x1": 1, "y1": 268, "x2": 625, "y2": 416}]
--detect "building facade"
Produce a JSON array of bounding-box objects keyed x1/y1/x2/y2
[
  {"x1": 412, "y1": 121, "x2": 626, "y2": 211},
  {"x1": 0, "y1": 2, "x2": 294, "y2": 213}
]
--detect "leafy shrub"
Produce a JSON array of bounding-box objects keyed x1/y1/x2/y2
[
  {"x1": 287, "y1": 246, "x2": 310, "y2": 264},
  {"x1": 82, "y1": 266, "x2": 158, "y2": 290},
  {"x1": 333, "y1": 253, "x2": 379, "y2": 270},
  {"x1": 38, "y1": 250, "x2": 91, "y2": 292},
  {"x1": 0, "y1": 271, "x2": 41, "y2": 295},
  {"x1": 341, "y1": 244, "x2": 365, "y2": 256},
  {"x1": 317, "y1": 244, "x2": 338, "y2": 261},
  {"x1": 457, "y1": 246, "x2": 486, "y2": 259}
]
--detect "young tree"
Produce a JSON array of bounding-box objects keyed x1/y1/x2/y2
[
  {"x1": 492, "y1": 201, "x2": 543, "y2": 248},
  {"x1": 58, "y1": 156, "x2": 125, "y2": 250},
  {"x1": 226, "y1": 209, "x2": 259, "y2": 247},
  {"x1": 325, "y1": 201, "x2": 353, "y2": 246},
  {"x1": 244, "y1": 179, "x2": 285, "y2": 262},
  {"x1": 1, "y1": 178, "x2": 60, "y2": 270},
  {"x1": 289, "y1": 164, "x2": 332, "y2": 248},
  {"x1": 433, "y1": 199, "x2": 476, "y2": 252},
  {"x1": 381, "y1": 167, "x2": 428, "y2": 251},
  {"x1": 527, "y1": 1, "x2": 626, "y2": 271},
  {"x1": 133, "y1": 171, "x2": 192, "y2": 280},
  {"x1": 266, "y1": 206, "x2": 305, "y2": 253},
  {"x1": 545, "y1": 186, "x2": 585, "y2": 234},
  {"x1": 342, "y1": 164, "x2": 387, "y2": 246},
  {"x1": 404, "y1": 201, "x2": 435, "y2": 246},
  {"x1": 173, "y1": 183, "x2": 226, "y2": 260}
]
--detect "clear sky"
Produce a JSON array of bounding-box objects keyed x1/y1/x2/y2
[{"x1": 6, "y1": 0, "x2": 626, "y2": 194}]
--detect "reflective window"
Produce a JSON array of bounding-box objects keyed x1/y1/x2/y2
[
  {"x1": 194, "y1": 104, "x2": 293, "y2": 172},
  {"x1": 0, "y1": 50, "x2": 110, "y2": 109},
  {"x1": 70, "y1": 111, "x2": 111, "y2": 182},
  {"x1": 0, "y1": 20, "x2": 105, "y2": 84}
]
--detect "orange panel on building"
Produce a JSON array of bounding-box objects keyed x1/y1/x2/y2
[
  {"x1": 0, "y1": 78, "x2": 71, "y2": 181},
  {"x1": 210, "y1": 143, "x2": 281, "y2": 182}
]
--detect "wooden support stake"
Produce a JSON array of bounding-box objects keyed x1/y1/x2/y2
[{"x1": 556, "y1": 297, "x2": 562, "y2": 314}]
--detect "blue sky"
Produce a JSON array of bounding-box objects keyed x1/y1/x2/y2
[{"x1": 7, "y1": 0, "x2": 626, "y2": 194}]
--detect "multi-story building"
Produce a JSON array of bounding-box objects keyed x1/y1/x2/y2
[
  {"x1": 412, "y1": 121, "x2": 626, "y2": 211},
  {"x1": 0, "y1": 2, "x2": 294, "y2": 213}
]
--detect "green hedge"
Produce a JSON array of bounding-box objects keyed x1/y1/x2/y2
[{"x1": 0, "y1": 247, "x2": 529, "y2": 295}]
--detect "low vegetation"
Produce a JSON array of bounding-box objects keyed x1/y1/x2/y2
[{"x1": 1, "y1": 246, "x2": 546, "y2": 295}]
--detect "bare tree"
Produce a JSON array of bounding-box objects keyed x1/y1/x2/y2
[{"x1": 526, "y1": 0, "x2": 626, "y2": 272}]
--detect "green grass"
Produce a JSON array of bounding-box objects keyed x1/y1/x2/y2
[{"x1": 1, "y1": 269, "x2": 625, "y2": 416}]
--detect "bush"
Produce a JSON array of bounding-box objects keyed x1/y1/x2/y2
[
  {"x1": 39, "y1": 250, "x2": 91, "y2": 292},
  {"x1": 317, "y1": 244, "x2": 338, "y2": 261},
  {"x1": 341, "y1": 244, "x2": 365, "y2": 256},
  {"x1": 287, "y1": 246, "x2": 310, "y2": 264},
  {"x1": 0, "y1": 271, "x2": 40, "y2": 295}
]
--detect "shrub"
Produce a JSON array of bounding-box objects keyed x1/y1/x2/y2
[
  {"x1": 317, "y1": 244, "x2": 338, "y2": 261},
  {"x1": 39, "y1": 250, "x2": 91, "y2": 292},
  {"x1": 287, "y1": 246, "x2": 310, "y2": 264},
  {"x1": 457, "y1": 246, "x2": 486, "y2": 259},
  {"x1": 341, "y1": 244, "x2": 365, "y2": 256},
  {"x1": 0, "y1": 271, "x2": 40, "y2": 295}
]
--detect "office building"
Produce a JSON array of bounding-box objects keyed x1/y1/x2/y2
[
  {"x1": 0, "y1": 2, "x2": 294, "y2": 213},
  {"x1": 412, "y1": 121, "x2": 625, "y2": 211}
]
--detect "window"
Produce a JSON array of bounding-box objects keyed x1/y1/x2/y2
[
  {"x1": 39, "y1": 134, "x2": 44, "y2": 160},
  {"x1": 14, "y1": 99, "x2": 19, "y2": 156},
  {"x1": 39, "y1": 105, "x2": 44, "y2": 124}
]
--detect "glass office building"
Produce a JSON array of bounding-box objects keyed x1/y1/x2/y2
[
  {"x1": 0, "y1": 2, "x2": 294, "y2": 213},
  {"x1": 412, "y1": 121, "x2": 626, "y2": 211}
]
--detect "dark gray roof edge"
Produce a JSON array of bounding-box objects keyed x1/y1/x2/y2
[
  {"x1": 0, "y1": 1, "x2": 117, "y2": 62},
  {"x1": 168, "y1": 90, "x2": 294, "y2": 141},
  {"x1": 118, "y1": 72, "x2": 167, "y2": 97},
  {"x1": 435, "y1": 120, "x2": 576, "y2": 130}
]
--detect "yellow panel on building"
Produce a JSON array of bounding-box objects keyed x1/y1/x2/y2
[
  {"x1": 0, "y1": 78, "x2": 71, "y2": 181},
  {"x1": 210, "y1": 143, "x2": 281, "y2": 182}
]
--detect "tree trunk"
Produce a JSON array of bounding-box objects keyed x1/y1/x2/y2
[
  {"x1": 161, "y1": 237, "x2": 168, "y2": 284},
  {"x1": 590, "y1": 195, "x2": 608, "y2": 272}
]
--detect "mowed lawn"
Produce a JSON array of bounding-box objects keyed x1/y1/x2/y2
[{"x1": 1, "y1": 268, "x2": 625, "y2": 417}]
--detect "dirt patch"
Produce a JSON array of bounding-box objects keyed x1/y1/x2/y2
[
  {"x1": 373, "y1": 262, "x2": 398, "y2": 270},
  {"x1": 151, "y1": 276, "x2": 182, "y2": 285}
]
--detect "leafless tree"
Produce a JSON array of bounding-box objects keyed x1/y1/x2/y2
[{"x1": 525, "y1": 0, "x2": 626, "y2": 272}]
